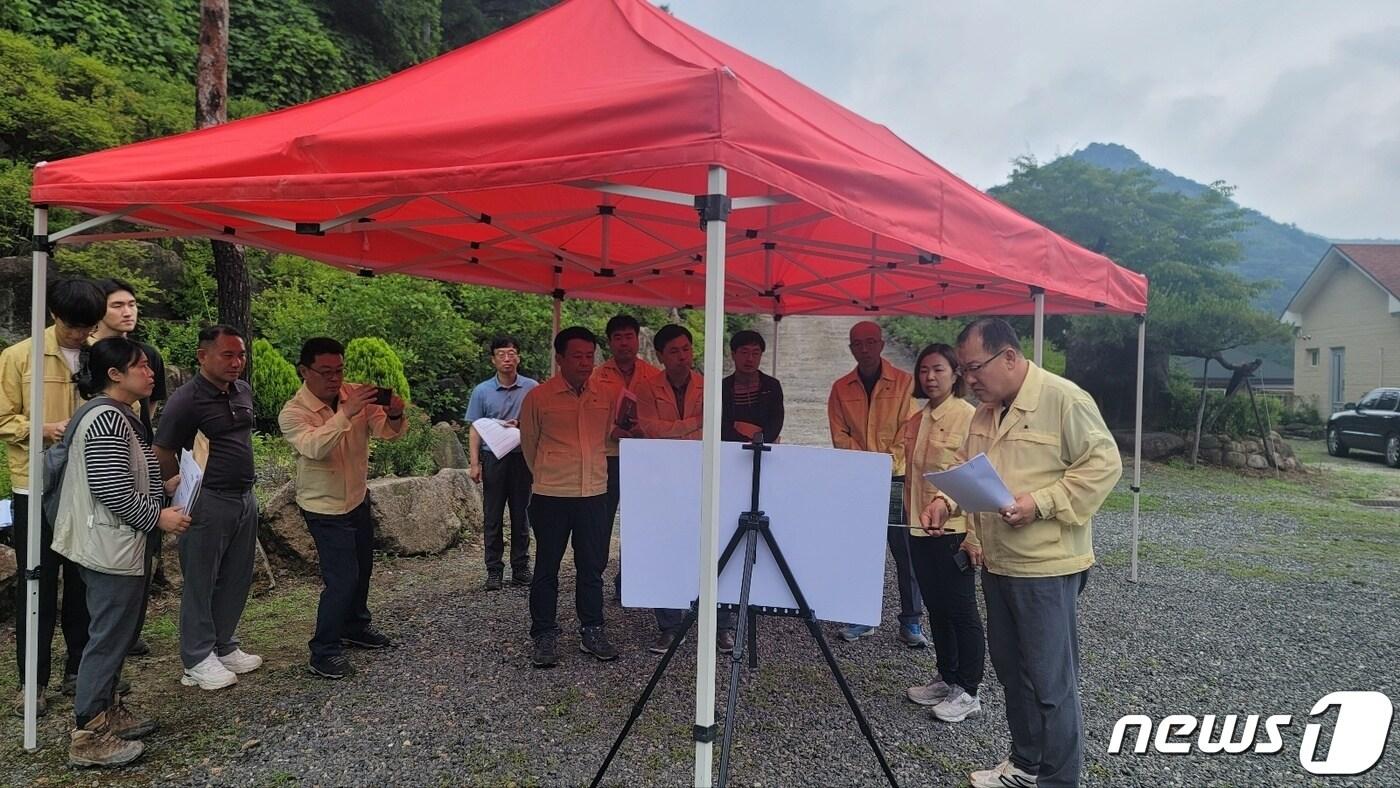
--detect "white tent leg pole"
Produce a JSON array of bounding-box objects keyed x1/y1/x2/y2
[
  {"x1": 693, "y1": 165, "x2": 727, "y2": 788},
  {"x1": 23, "y1": 207, "x2": 48, "y2": 750},
  {"x1": 1032, "y1": 288, "x2": 1045, "y2": 366},
  {"x1": 1130, "y1": 315, "x2": 1145, "y2": 583}
]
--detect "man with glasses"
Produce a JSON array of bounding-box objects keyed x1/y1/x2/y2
[
  {"x1": 826, "y1": 321, "x2": 926, "y2": 647},
  {"x1": 154, "y1": 325, "x2": 262, "y2": 691},
  {"x1": 280, "y1": 338, "x2": 407, "y2": 679},
  {"x1": 465, "y1": 336, "x2": 538, "y2": 591},
  {"x1": 920, "y1": 318, "x2": 1121, "y2": 788},
  {"x1": 1, "y1": 278, "x2": 105, "y2": 716}
]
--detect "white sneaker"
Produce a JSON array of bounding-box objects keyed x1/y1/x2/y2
[
  {"x1": 969, "y1": 757, "x2": 1037, "y2": 788},
  {"x1": 217, "y1": 649, "x2": 263, "y2": 675},
  {"x1": 931, "y1": 690, "x2": 982, "y2": 723},
  {"x1": 906, "y1": 679, "x2": 953, "y2": 706},
  {"x1": 180, "y1": 653, "x2": 238, "y2": 690}
]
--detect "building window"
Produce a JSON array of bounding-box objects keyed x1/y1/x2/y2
[{"x1": 1307, "y1": 348, "x2": 1319, "y2": 367}]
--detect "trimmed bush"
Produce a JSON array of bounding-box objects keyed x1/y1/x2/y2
[
  {"x1": 251, "y1": 339, "x2": 301, "y2": 433},
  {"x1": 369, "y1": 406, "x2": 440, "y2": 478},
  {"x1": 344, "y1": 337, "x2": 411, "y2": 401}
]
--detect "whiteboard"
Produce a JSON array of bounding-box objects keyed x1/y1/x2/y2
[{"x1": 619, "y1": 440, "x2": 891, "y2": 626}]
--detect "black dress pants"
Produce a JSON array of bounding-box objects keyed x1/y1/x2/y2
[
  {"x1": 10, "y1": 493, "x2": 89, "y2": 686},
  {"x1": 303, "y1": 500, "x2": 375, "y2": 659},
  {"x1": 481, "y1": 451, "x2": 532, "y2": 575},
  {"x1": 528, "y1": 494, "x2": 609, "y2": 639},
  {"x1": 908, "y1": 531, "x2": 985, "y2": 695}
]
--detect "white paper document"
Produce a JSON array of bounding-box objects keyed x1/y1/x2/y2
[
  {"x1": 472, "y1": 418, "x2": 522, "y2": 459},
  {"x1": 172, "y1": 449, "x2": 204, "y2": 513},
  {"x1": 0, "y1": 498, "x2": 11, "y2": 529},
  {"x1": 922, "y1": 453, "x2": 1015, "y2": 513}
]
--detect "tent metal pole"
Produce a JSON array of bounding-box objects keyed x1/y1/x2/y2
[
  {"x1": 1032, "y1": 288, "x2": 1045, "y2": 366},
  {"x1": 1131, "y1": 314, "x2": 1146, "y2": 583},
  {"x1": 23, "y1": 206, "x2": 48, "y2": 750},
  {"x1": 770, "y1": 314, "x2": 781, "y2": 377},
  {"x1": 693, "y1": 165, "x2": 727, "y2": 788}
]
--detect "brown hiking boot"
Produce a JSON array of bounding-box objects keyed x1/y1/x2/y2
[
  {"x1": 11, "y1": 688, "x2": 47, "y2": 718},
  {"x1": 69, "y1": 711, "x2": 144, "y2": 768},
  {"x1": 106, "y1": 699, "x2": 158, "y2": 740}
]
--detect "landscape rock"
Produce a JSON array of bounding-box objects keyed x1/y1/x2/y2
[
  {"x1": 260, "y1": 482, "x2": 318, "y2": 568},
  {"x1": 1246, "y1": 454, "x2": 1270, "y2": 470},
  {"x1": 1224, "y1": 451, "x2": 1247, "y2": 468},
  {"x1": 369, "y1": 469, "x2": 482, "y2": 556},
  {"x1": 431, "y1": 422, "x2": 469, "y2": 469}
]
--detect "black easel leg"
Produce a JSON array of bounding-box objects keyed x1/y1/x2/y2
[
  {"x1": 805, "y1": 618, "x2": 900, "y2": 788},
  {"x1": 717, "y1": 523, "x2": 761, "y2": 788},
  {"x1": 590, "y1": 608, "x2": 698, "y2": 788}
]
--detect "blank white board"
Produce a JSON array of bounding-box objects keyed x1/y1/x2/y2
[{"x1": 619, "y1": 440, "x2": 891, "y2": 626}]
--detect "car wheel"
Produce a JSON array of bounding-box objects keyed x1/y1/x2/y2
[
  {"x1": 1386, "y1": 434, "x2": 1400, "y2": 469},
  {"x1": 1327, "y1": 428, "x2": 1349, "y2": 458}
]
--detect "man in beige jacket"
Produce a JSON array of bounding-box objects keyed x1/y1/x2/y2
[{"x1": 922, "y1": 318, "x2": 1121, "y2": 788}]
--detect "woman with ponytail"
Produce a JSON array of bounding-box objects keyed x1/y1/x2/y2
[{"x1": 54, "y1": 338, "x2": 189, "y2": 768}]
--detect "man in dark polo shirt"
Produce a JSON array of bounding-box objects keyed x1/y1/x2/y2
[{"x1": 154, "y1": 325, "x2": 263, "y2": 691}]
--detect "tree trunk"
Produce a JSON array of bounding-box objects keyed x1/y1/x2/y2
[{"x1": 197, "y1": 0, "x2": 251, "y2": 349}]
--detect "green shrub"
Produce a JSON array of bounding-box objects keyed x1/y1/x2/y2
[
  {"x1": 54, "y1": 240, "x2": 163, "y2": 302},
  {"x1": 369, "y1": 406, "x2": 439, "y2": 478},
  {"x1": 138, "y1": 318, "x2": 199, "y2": 373},
  {"x1": 251, "y1": 339, "x2": 301, "y2": 433},
  {"x1": 1159, "y1": 369, "x2": 1285, "y2": 438},
  {"x1": 251, "y1": 431, "x2": 296, "y2": 486},
  {"x1": 343, "y1": 337, "x2": 410, "y2": 401}
]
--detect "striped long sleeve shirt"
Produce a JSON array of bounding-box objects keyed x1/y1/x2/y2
[{"x1": 82, "y1": 407, "x2": 164, "y2": 532}]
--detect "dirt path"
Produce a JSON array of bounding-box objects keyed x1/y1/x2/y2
[{"x1": 753, "y1": 315, "x2": 917, "y2": 447}]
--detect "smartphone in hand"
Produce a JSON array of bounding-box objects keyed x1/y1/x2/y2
[
  {"x1": 952, "y1": 549, "x2": 973, "y2": 574},
  {"x1": 374, "y1": 387, "x2": 393, "y2": 406}
]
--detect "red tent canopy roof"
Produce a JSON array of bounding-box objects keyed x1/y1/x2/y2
[{"x1": 30, "y1": 0, "x2": 1146, "y2": 318}]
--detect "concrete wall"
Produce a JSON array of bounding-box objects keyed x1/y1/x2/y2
[{"x1": 1292, "y1": 262, "x2": 1400, "y2": 418}]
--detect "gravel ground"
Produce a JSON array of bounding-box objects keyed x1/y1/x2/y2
[{"x1": 3, "y1": 318, "x2": 1396, "y2": 786}]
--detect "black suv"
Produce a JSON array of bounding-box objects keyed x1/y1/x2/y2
[{"x1": 1327, "y1": 387, "x2": 1400, "y2": 467}]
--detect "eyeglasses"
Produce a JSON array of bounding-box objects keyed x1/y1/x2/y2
[
  {"x1": 309, "y1": 366, "x2": 344, "y2": 379},
  {"x1": 955, "y1": 348, "x2": 1009, "y2": 378},
  {"x1": 849, "y1": 339, "x2": 883, "y2": 350},
  {"x1": 492, "y1": 349, "x2": 519, "y2": 359}
]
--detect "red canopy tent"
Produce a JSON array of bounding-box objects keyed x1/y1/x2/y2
[{"x1": 22, "y1": 0, "x2": 1150, "y2": 775}]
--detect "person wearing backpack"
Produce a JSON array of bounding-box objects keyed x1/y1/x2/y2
[
  {"x1": 0, "y1": 278, "x2": 106, "y2": 717},
  {"x1": 52, "y1": 338, "x2": 189, "y2": 767}
]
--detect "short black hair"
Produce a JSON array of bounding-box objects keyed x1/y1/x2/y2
[
  {"x1": 298, "y1": 337, "x2": 344, "y2": 367},
  {"x1": 957, "y1": 318, "x2": 1020, "y2": 356},
  {"x1": 605, "y1": 314, "x2": 641, "y2": 338},
  {"x1": 553, "y1": 326, "x2": 598, "y2": 355},
  {"x1": 490, "y1": 335, "x2": 519, "y2": 353},
  {"x1": 729, "y1": 329, "x2": 765, "y2": 353},
  {"x1": 197, "y1": 324, "x2": 245, "y2": 348},
  {"x1": 48, "y1": 278, "x2": 106, "y2": 328},
  {"x1": 98, "y1": 277, "x2": 138, "y2": 301},
  {"x1": 76, "y1": 337, "x2": 145, "y2": 400},
  {"x1": 653, "y1": 324, "x2": 693, "y2": 354},
  {"x1": 912, "y1": 343, "x2": 966, "y2": 399}
]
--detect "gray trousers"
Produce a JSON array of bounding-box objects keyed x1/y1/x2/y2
[
  {"x1": 982, "y1": 569, "x2": 1088, "y2": 788},
  {"x1": 178, "y1": 488, "x2": 258, "y2": 669},
  {"x1": 75, "y1": 567, "x2": 146, "y2": 726},
  {"x1": 885, "y1": 524, "x2": 924, "y2": 627}
]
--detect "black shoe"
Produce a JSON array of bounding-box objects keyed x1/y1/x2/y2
[
  {"x1": 342, "y1": 627, "x2": 394, "y2": 650},
  {"x1": 511, "y1": 568, "x2": 533, "y2": 586},
  {"x1": 485, "y1": 572, "x2": 504, "y2": 591},
  {"x1": 308, "y1": 654, "x2": 355, "y2": 679},
  {"x1": 579, "y1": 626, "x2": 619, "y2": 661},
  {"x1": 716, "y1": 630, "x2": 736, "y2": 654},
  {"x1": 531, "y1": 634, "x2": 559, "y2": 669},
  {"x1": 127, "y1": 637, "x2": 150, "y2": 657},
  {"x1": 649, "y1": 629, "x2": 684, "y2": 655}
]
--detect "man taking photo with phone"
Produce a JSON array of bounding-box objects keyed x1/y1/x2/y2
[{"x1": 279, "y1": 338, "x2": 408, "y2": 680}]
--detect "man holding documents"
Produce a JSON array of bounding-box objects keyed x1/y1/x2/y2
[
  {"x1": 466, "y1": 336, "x2": 538, "y2": 591},
  {"x1": 827, "y1": 321, "x2": 926, "y2": 647},
  {"x1": 280, "y1": 338, "x2": 407, "y2": 679},
  {"x1": 921, "y1": 318, "x2": 1121, "y2": 788}
]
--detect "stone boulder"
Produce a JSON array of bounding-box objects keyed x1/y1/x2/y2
[
  {"x1": 431, "y1": 422, "x2": 470, "y2": 469},
  {"x1": 259, "y1": 482, "x2": 318, "y2": 568},
  {"x1": 368, "y1": 468, "x2": 483, "y2": 555},
  {"x1": 1114, "y1": 431, "x2": 1186, "y2": 461}
]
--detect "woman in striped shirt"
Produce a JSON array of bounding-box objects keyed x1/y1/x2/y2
[{"x1": 63, "y1": 338, "x2": 189, "y2": 768}]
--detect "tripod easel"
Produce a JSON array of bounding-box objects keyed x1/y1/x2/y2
[{"x1": 591, "y1": 435, "x2": 899, "y2": 788}]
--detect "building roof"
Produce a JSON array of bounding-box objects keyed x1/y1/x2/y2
[{"x1": 1282, "y1": 243, "x2": 1400, "y2": 323}]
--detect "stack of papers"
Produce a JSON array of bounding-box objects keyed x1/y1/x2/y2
[
  {"x1": 922, "y1": 453, "x2": 1015, "y2": 513},
  {"x1": 473, "y1": 418, "x2": 521, "y2": 459},
  {"x1": 171, "y1": 449, "x2": 204, "y2": 513}
]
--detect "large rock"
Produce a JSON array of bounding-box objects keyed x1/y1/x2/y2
[
  {"x1": 431, "y1": 422, "x2": 469, "y2": 469},
  {"x1": 1198, "y1": 434, "x2": 1221, "y2": 450},
  {"x1": 1246, "y1": 454, "x2": 1270, "y2": 470},
  {"x1": 1114, "y1": 431, "x2": 1185, "y2": 461},
  {"x1": 368, "y1": 468, "x2": 483, "y2": 555},
  {"x1": 259, "y1": 482, "x2": 318, "y2": 568}
]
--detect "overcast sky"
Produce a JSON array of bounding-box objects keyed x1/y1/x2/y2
[{"x1": 664, "y1": 1, "x2": 1400, "y2": 240}]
